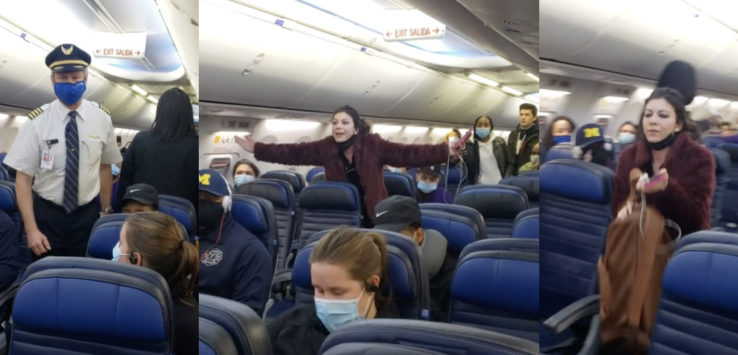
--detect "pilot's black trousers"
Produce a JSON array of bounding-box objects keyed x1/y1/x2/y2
[{"x1": 31, "y1": 194, "x2": 98, "y2": 261}]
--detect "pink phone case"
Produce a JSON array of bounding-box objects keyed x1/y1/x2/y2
[
  {"x1": 645, "y1": 174, "x2": 666, "y2": 189},
  {"x1": 453, "y1": 127, "x2": 474, "y2": 151}
]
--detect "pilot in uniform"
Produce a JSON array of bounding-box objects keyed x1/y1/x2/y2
[{"x1": 4, "y1": 44, "x2": 122, "y2": 259}]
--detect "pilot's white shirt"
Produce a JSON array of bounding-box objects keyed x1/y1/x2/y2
[{"x1": 5, "y1": 99, "x2": 122, "y2": 206}]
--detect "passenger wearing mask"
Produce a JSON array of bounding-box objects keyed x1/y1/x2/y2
[
  {"x1": 267, "y1": 227, "x2": 398, "y2": 355},
  {"x1": 614, "y1": 121, "x2": 638, "y2": 157},
  {"x1": 414, "y1": 165, "x2": 452, "y2": 203},
  {"x1": 541, "y1": 115, "x2": 576, "y2": 158},
  {"x1": 374, "y1": 196, "x2": 456, "y2": 321},
  {"x1": 116, "y1": 88, "x2": 198, "y2": 213},
  {"x1": 507, "y1": 103, "x2": 540, "y2": 175},
  {"x1": 235, "y1": 105, "x2": 458, "y2": 226},
  {"x1": 115, "y1": 211, "x2": 198, "y2": 355},
  {"x1": 573, "y1": 123, "x2": 613, "y2": 168},
  {"x1": 118, "y1": 183, "x2": 158, "y2": 213},
  {"x1": 518, "y1": 143, "x2": 540, "y2": 174},
  {"x1": 198, "y1": 169, "x2": 272, "y2": 315},
  {"x1": 232, "y1": 159, "x2": 260, "y2": 189},
  {"x1": 444, "y1": 129, "x2": 462, "y2": 165},
  {"x1": 464, "y1": 115, "x2": 512, "y2": 185},
  {"x1": 613, "y1": 87, "x2": 714, "y2": 236}
]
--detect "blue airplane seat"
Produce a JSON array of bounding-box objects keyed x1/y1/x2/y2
[
  {"x1": 450, "y1": 238, "x2": 539, "y2": 341},
  {"x1": 539, "y1": 159, "x2": 613, "y2": 352},
  {"x1": 158, "y1": 194, "x2": 197, "y2": 240},
  {"x1": 306, "y1": 167, "x2": 324, "y2": 182},
  {"x1": 420, "y1": 203, "x2": 486, "y2": 239},
  {"x1": 10, "y1": 257, "x2": 174, "y2": 354},
  {"x1": 318, "y1": 319, "x2": 539, "y2": 355},
  {"x1": 199, "y1": 294, "x2": 272, "y2": 355},
  {"x1": 383, "y1": 171, "x2": 415, "y2": 197},
  {"x1": 294, "y1": 182, "x2": 362, "y2": 250},
  {"x1": 420, "y1": 209, "x2": 480, "y2": 256},
  {"x1": 454, "y1": 185, "x2": 529, "y2": 239},
  {"x1": 650, "y1": 242, "x2": 738, "y2": 354},
  {"x1": 512, "y1": 214, "x2": 539, "y2": 239},
  {"x1": 500, "y1": 174, "x2": 540, "y2": 208},
  {"x1": 231, "y1": 194, "x2": 279, "y2": 268},
  {"x1": 236, "y1": 179, "x2": 297, "y2": 271},
  {"x1": 262, "y1": 170, "x2": 305, "y2": 195}
]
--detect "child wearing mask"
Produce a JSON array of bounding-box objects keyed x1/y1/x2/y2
[{"x1": 415, "y1": 165, "x2": 452, "y2": 203}]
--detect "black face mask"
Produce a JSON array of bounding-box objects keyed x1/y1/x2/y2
[
  {"x1": 198, "y1": 200, "x2": 224, "y2": 233},
  {"x1": 589, "y1": 148, "x2": 610, "y2": 166},
  {"x1": 646, "y1": 132, "x2": 676, "y2": 151},
  {"x1": 336, "y1": 134, "x2": 357, "y2": 151}
]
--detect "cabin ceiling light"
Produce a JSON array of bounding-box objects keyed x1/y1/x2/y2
[
  {"x1": 540, "y1": 89, "x2": 571, "y2": 97},
  {"x1": 635, "y1": 88, "x2": 653, "y2": 100},
  {"x1": 467, "y1": 73, "x2": 499, "y2": 87},
  {"x1": 501, "y1": 86, "x2": 522, "y2": 96},
  {"x1": 526, "y1": 73, "x2": 539, "y2": 81}
]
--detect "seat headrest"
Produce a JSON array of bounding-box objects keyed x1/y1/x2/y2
[
  {"x1": 420, "y1": 203, "x2": 486, "y2": 238},
  {"x1": 677, "y1": 230, "x2": 738, "y2": 250},
  {"x1": 459, "y1": 238, "x2": 539, "y2": 261},
  {"x1": 0, "y1": 181, "x2": 16, "y2": 212},
  {"x1": 452, "y1": 251, "x2": 539, "y2": 316},
  {"x1": 310, "y1": 172, "x2": 326, "y2": 183},
  {"x1": 420, "y1": 210, "x2": 478, "y2": 255},
  {"x1": 306, "y1": 167, "x2": 325, "y2": 182},
  {"x1": 158, "y1": 194, "x2": 196, "y2": 234},
  {"x1": 710, "y1": 148, "x2": 731, "y2": 174},
  {"x1": 262, "y1": 170, "x2": 305, "y2": 193},
  {"x1": 445, "y1": 166, "x2": 463, "y2": 184},
  {"x1": 500, "y1": 175, "x2": 540, "y2": 201},
  {"x1": 319, "y1": 319, "x2": 539, "y2": 355},
  {"x1": 544, "y1": 142, "x2": 574, "y2": 163},
  {"x1": 199, "y1": 318, "x2": 239, "y2": 355},
  {"x1": 454, "y1": 185, "x2": 529, "y2": 219},
  {"x1": 87, "y1": 219, "x2": 124, "y2": 260},
  {"x1": 199, "y1": 294, "x2": 272, "y2": 355},
  {"x1": 662, "y1": 244, "x2": 738, "y2": 316},
  {"x1": 512, "y1": 214, "x2": 539, "y2": 239},
  {"x1": 540, "y1": 159, "x2": 613, "y2": 204},
  {"x1": 299, "y1": 182, "x2": 360, "y2": 211},
  {"x1": 383, "y1": 172, "x2": 415, "y2": 197},
  {"x1": 236, "y1": 179, "x2": 294, "y2": 209},
  {"x1": 718, "y1": 143, "x2": 738, "y2": 163},
  {"x1": 15, "y1": 257, "x2": 172, "y2": 344},
  {"x1": 231, "y1": 195, "x2": 269, "y2": 235}
]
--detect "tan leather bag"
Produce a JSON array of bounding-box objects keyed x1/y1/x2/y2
[{"x1": 597, "y1": 169, "x2": 681, "y2": 354}]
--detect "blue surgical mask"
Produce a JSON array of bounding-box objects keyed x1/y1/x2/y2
[
  {"x1": 617, "y1": 132, "x2": 635, "y2": 144},
  {"x1": 552, "y1": 135, "x2": 571, "y2": 145},
  {"x1": 54, "y1": 80, "x2": 86, "y2": 105},
  {"x1": 111, "y1": 164, "x2": 120, "y2": 177},
  {"x1": 417, "y1": 180, "x2": 438, "y2": 194},
  {"x1": 234, "y1": 174, "x2": 254, "y2": 186},
  {"x1": 475, "y1": 128, "x2": 491, "y2": 140},
  {"x1": 111, "y1": 242, "x2": 129, "y2": 262},
  {"x1": 315, "y1": 289, "x2": 372, "y2": 332}
]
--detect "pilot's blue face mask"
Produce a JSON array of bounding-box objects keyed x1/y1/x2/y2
[{"x1": 54, "y1": 80, "x2": 86, "y2": 105}]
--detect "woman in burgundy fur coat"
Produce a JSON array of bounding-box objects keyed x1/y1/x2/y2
[
  {"x1": 236, "y1": 105, "x2": 459, "y2": 225},
  {"x1": 613, "y1": 87, "x2": 715, "y2": 235}
]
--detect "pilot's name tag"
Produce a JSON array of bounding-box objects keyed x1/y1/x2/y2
[{"x1": 40, "y1": 150, "x2": 55, "y2": 170}]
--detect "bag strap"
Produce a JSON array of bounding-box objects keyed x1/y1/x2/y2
[{"x1": 656, "y1": 219, "x2": 682, "y2": 255}]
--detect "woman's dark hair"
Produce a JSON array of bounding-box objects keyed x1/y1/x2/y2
[
  {"x1": 309, "y1": 227, "x2": 391, "y2": 312},
  {"x1": 474, "y1": 115, "x2": 494, "y2": 131},
  {"x1": 542, "y1": 115, "x2": 576, "y2": 151},
  {"x1": 151, "y1": 88, "x2": 197, "y2": 141},
  {"x1": 232, "y1": 159, "x2": 260, "y2": 178},
  {"x1": 656, "y1": 60, "x2": 696, "y2": 105},
  {"x1": 636, "y1": 87, "x2": 700, "y2": 143},
  {"x1": 333, "y1": 105, "x2": 371, "y2": 134}
]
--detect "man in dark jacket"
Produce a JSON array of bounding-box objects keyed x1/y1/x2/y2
[
  {"x1": 507, "y1": 103, "x2": 539, "y2": 175},
  {"x1": 198, "y1": 169, "x2": 272, "y2": 315}
]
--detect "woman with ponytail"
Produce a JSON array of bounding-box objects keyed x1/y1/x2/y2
[
  {"x1": 267, "y1": 227, "x2": 398, "y2": 355},
  {"x1": 116, "y1": 211, "x2": 198, "y2": 355},
  {"x1": 612, "y1": 87, "x2": 714, "y2": 235},
  {"x1": 235, "y1": 105, "x2": 460, "y2": 226}
]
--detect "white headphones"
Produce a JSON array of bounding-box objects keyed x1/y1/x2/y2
[{"x1": 222, "y1": 175, "x2": 232, "y2": 212}]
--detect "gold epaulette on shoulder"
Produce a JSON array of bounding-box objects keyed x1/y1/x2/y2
[
  {"x1": 28, "y1": 107, "x2": 44, "y2": 120},
  {"x1": 98, "y1": 103, "x2": 111, "y2": 116}
]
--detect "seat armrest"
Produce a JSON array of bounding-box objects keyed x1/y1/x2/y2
[{"x1": 543, "y1": 294, "x2": 600, "y2": 334}]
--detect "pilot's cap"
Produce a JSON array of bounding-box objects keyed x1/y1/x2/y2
[
  {"x1": 574, "y1": 123, "x2": 605, "y2": 149},
  {"x1": 45, "y1": 44, "x2": 91, "y2": 73},
  {"x1": 199, "y1": 169, "x2": 230, "y2": 197}
]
